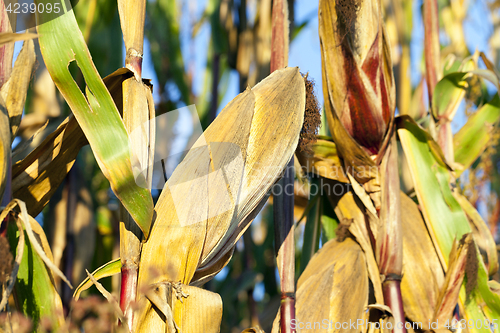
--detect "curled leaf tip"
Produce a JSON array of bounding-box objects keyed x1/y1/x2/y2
[{"x1": 298, "y1": 74, "x2": 321, "y2": 155}]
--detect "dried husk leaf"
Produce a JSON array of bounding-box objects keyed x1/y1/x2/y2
[
  {"x1": 296, "y1": 238, "x2": 368, "y2": 333},
  {"x1": 11, "y1": 116, "x2": 87, "y2": 217},
  {"x1": 137, "y1": 282, "x2": 222, "y2": 333},
  {"x1": 173, "y1": 285, "x2": 222, "y2": 333},
  {"x1": 0, "y1": 39, "x2": 35, "y2": 141},
  {"x1": 11, "y1": 68, "x2": 141, "y2": 218},
  {"x1": 320, "y1": 54, "x2": 377, "y2": 184},
  {"x1": 135, "y1": 67, "x2": 305, "y2": 331},
  {"x1": 327, "y1": 187, "x2": 384, "y2": 304},
  {"x1": 400, "y1": 192, "x2": 444, "y2": 328},
  {"x1": 191, "y1": 247, "x2": 233, "y2": 287}
]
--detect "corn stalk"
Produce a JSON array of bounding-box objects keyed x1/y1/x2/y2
[{"x1": 270, "y1": 1, "x2": 296, "y2": 332}]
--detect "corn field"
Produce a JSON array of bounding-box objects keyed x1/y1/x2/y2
[{"x1": 1, "y1": 0, "x2": 500, "y2": 332}]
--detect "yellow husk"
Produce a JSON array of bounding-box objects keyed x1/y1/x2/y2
[{"x1": 134, "y1": 67, "x2": 306, "y2": 332}]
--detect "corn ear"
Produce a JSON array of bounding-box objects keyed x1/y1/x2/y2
[
  {"x1": 135, "y1": 67, "x2": 305, "y2": 331},
  {"x1": 319, "y1": 0, "x2": 395, "y2": 161}
]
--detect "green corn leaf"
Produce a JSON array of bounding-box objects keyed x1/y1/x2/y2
[
  {"x1": 454, "y1": 95, "x2": 500, "y2": 174},
  {"x1": 36, "y1": 0, "x2": 154, "y2": 238},
  {"x1": 6, "y1": 217, "x2": 66, "y2": 331},
  {"x1": 431, "y1": 55, "x2": 498, "y2": 122},
  {"x1": 431, "y1": 72, "x2": 469, "y2": 121},
  {"x1": 397, "y1": 115, "x2": 500, "y2": 330},
  {"x1": 397, "y1": 115, "x2": 470, "y2": 266},
  {"x1": 300, "y1": 177, "x2": 322, "y2": 274},
  {"x1": 74, "y1": 258, "x2": 122, "y2": 300},
  {"x1": 321, "y1": 196, "x2": 338, "y2": 241}
]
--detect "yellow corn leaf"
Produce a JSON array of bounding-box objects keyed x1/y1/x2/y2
[
  {"x1": 400, "y1": 192, "x2": 445, "y2": 328},
  {"x1": 11, "y1": 68, "x2": 142, "y2": 218},
  {"x1": 0, "y1": 39, "x2": 35, "y2": 141},
  {"x1": 137, "y1": 282, "x2": 222, "y2": 333},
  {"x1": 135, "y1": 67, "x2": 305, "y2": 331},
  {"x1": 295, "y1": 238, "x2": 368, "y2": 333},
  {"x1": 11, "y1": 116, "x2": 87, "y2": 217},
  {"x1": 173, "y1": 285, "x2": 222, "y2": 333},
  {"x1": 328, "y1": 188, "x2": 384, "y2": 304}
]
